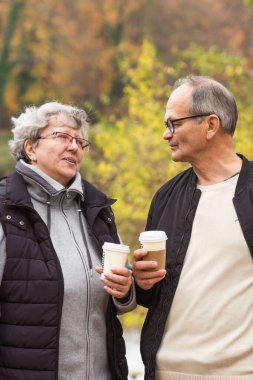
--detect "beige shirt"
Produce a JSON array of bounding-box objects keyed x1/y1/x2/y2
[{"x1": 156, "y1": 174, "x2": 253, "y2": 379}]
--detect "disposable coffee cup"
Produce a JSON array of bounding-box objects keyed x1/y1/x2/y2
[
  {"x1": 102, "y1": 242, "x2": 130, "y2": 274},
  {"x1": 139, "y1": 231, "x2": 167, "y2": 270}
]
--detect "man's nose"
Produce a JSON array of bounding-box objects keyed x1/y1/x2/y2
[{"x1": 163, "y1": 127, "x2": 173, "y2": 140}]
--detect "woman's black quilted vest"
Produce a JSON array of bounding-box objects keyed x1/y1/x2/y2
[{"x1": 0, "y1": 172, "x2": 128, "y2": 380}]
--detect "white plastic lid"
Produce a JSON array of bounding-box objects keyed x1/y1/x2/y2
[
  {"x1": 102, "y1": 242, "x2": 130, "y2": 253},
  {"x1": 139, "y1": 230, "x2": 167, "y2": 242}
]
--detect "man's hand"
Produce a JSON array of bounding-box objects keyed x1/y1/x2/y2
[{"x1": 132, "y1": 248, "x2": 166, "y2": 290}]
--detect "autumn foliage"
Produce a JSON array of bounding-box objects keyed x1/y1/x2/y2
[{"x1": 1, "y1": 0, "x2": 253, "y2": 263}]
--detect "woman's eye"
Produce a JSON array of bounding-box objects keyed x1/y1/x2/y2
[
  {"x1": 76, "y1": 140, "x2": 83, "y2": 147},
  {"x1": 58, "y1": 133, "x2": 68, "y2": 140}
]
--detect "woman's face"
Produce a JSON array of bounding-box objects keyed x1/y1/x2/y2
[{"x1": 24, "y1": 114, "x2": 86, "y2": 186}]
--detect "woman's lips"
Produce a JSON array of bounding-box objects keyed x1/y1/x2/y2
[{"x1": 63, "y1": 157, "x2": 77, "y2": 165}]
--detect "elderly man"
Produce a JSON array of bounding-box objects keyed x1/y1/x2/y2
[{"x1": 133, "y1": 76, "x2": 253, "y2": 380}]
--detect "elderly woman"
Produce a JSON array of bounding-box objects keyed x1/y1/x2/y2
[{"x1": 0, "y1": 102, "x2": 135, "y2": 380}]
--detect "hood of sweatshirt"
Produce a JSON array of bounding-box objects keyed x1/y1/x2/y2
[{"x1": 16, "y1": 159, "x2": 84, "y2": 202}]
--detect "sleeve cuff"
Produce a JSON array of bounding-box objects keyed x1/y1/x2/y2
[{"x1": 113, "y1": 276, "x2": 137, "y2": 315}]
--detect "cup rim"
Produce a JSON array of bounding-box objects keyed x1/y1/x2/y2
[
  {"x1": 102, "y1": 242, "x2": 130, "y2": 253},
  {"x1": 139, "y1": 230, "x2": 167, "y2": 242}
]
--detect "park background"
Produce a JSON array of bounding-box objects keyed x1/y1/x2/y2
[{"x1": 1, "y1": 0, "x2": 253, "y2": 378}]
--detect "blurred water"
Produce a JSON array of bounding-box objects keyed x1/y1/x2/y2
[{"x1": 124, "y1": 329, "x2": 144, "y2": 380}]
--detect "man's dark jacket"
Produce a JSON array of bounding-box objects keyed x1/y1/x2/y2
[
  {"x1": 0, "y1": 171, "x2": 128, "y2": 380},
  {"x1": 136, "y1": 155, "x2": 253, "y2": 380}
]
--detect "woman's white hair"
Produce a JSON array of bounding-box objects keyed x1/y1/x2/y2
[{"x1": 9, "y1": 101, "x2": 89, "y2": 162}]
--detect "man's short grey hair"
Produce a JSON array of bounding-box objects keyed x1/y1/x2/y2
[
  {"x1": 9, "y1": 101, "x2": 89, "y2": 162},
  {"x1": 172, "y1": 75, "x2": 238, "y2": 135}
]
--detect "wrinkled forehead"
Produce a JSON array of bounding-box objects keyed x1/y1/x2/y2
[
  {"x1": 165, "y1": 84, "x2": 192, "y2": 118},
  {"x1": 48, "y1": 112, "x2": 78, "y2": 129}
]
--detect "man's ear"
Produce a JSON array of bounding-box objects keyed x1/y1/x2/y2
[{"x1": 205, "y1": 115, "x2": 220, "y2": 140}]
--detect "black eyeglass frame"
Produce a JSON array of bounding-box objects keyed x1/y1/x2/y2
[
  {"x1": 37, "y1": 131, "x2": 90, "y2": 150},
  {"x1": 164, "y1": 113, "x2": 212, "y2": 134}
]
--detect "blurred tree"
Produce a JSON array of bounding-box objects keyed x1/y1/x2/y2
[
  {"x1": 245, "y1": 0, "x2": 253, "y2": 7},
  {"x1": 85, "y1": 39, "x2": 253, "y2": 248},
  {"x1": 86, "y1": 39, "x2": 186, "y2": 247},
  {"x1": 2, "y1": 0, "x2": 253, "y2": 127},
  {"x1": 0, "y1": 0, "x2": 24, "y2": 128},
  {"x1": 1, "y1": 0, "x2": 253, "y2": 127},
  {"x1": 0, "y1": 0, "x2": 63, "y2": 124}
]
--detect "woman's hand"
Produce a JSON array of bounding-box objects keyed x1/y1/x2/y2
[{"x1": 95, "y1": 266, "x2": 132, "y2": 299}]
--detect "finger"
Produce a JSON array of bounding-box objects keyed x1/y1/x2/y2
[
  {"x1": 103, "y1": 271, "x2": 131, "y2": 283},
  {"x1": 133, "y1": 249, "x2": 148, "y2": 261},
  {"x1": 102, "y1": 274, "x2": 132, "y2": 289},
  {"x1": 110, "y1": 267, "x2": 131, "y2": 277},
  {"x1": 136, "y1": 276, "x2": 164, "y2": 290},
  {"x1": 104, "y1": 283, "x2": 125, "y2": 292},
  {"x1": 133, "y1": 260, "x2": 158, "y2": 271},
  {"x1": 132, "y1": 269, "x2": 166, "y2": 283},
  {"x1": 103, "y1": 286, "x2": 129, "y2": 299},
  {"x1": 95, "y1": 266, "x2": 103, "y2": 274}
]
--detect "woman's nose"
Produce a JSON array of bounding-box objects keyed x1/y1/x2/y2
[{"x1": 67, "y1": 138, "x2": 79, "y2": 150}]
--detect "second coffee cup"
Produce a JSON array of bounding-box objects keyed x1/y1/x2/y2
[{"x1": 139, "y1": 230, "x2": 167, "y2": 270}]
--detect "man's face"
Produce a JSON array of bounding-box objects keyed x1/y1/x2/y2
[{"x1": 163, "y1": 85, "x2": 208, "y2": 164}]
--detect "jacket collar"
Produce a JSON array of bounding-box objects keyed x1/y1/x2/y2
[
  {"x1": 4, "y1": 168, "x2": 116, "y2": 228},
  {"x1": 235, "y1": 154, "x2": 253, "y2": 195},
  {"x1": 81, "y1": 179, "x2": 116, "y2": 227},
  {"x1": 187, "y1": 154, "x2": 252, "y2": 194},
  {"x1": 5, "y1": 171, "x2": 34, "y2": 209}
]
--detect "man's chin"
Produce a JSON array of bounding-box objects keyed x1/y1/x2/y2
[
  {"x1": 171, "y1": 153, "x2": 187, "y2": 163},
  {"x1": 171, "y1": 153, "x2": 181, "y2": 162}
]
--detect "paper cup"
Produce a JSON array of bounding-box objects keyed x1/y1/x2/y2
[
  {"x1": 139, "y1": 231, "x2": 167, "y2": 270},
  {"x1": 102, "y1": 242, "x2": 130, "y2": 274}
]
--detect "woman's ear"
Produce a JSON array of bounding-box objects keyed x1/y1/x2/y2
[{"x1": 23, "y1": 139, "x2": 37, "y2": 162}]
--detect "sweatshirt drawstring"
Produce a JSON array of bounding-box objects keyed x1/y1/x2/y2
[
  {"x1": 78, "y1": 198, "x2": 93, "y2": 277},
  {"x1": 46, "y1": 194, "x2": 51, "y2": 232}
]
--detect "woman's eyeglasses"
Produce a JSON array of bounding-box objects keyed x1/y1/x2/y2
[{"x1": 38, "y1": 131, "x2": 90, "y2": 150}]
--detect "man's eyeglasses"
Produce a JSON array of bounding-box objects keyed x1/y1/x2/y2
[
  {"x1": 164, "y1": 113, "x2": 212, "y2": 134},
  {"x1": 38, "y1": 131, "x2": 90, "y2": 150}
]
